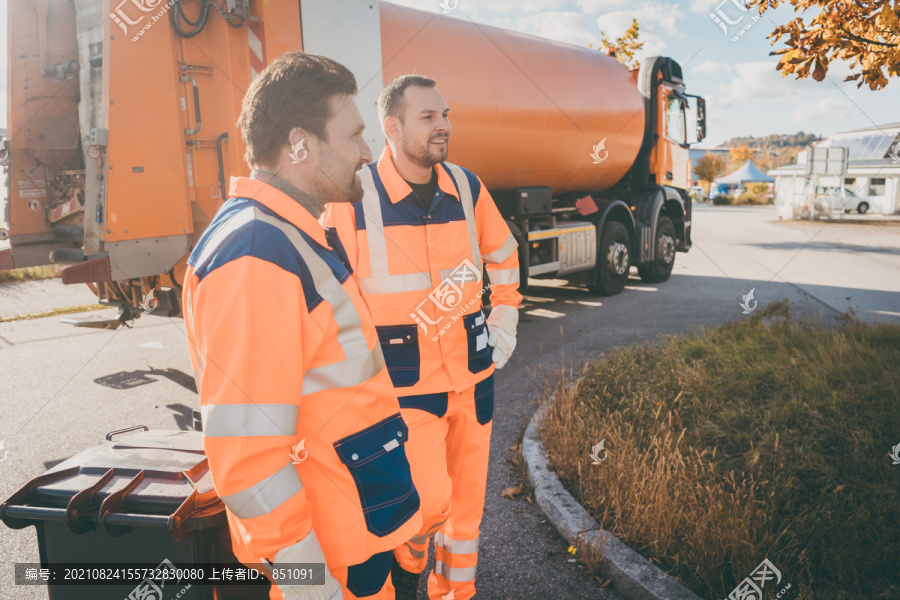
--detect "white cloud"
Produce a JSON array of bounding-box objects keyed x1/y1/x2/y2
[
  {"x1": 633, "y1": 38, "x2": 669, "y2": 63},
  {"x1": 596, "y1": 3, "x2": 682, "y2": 39},
  {"x1": 689, "y1": 0, "x2": 753, "y2": 17},
  {"x1": 794, "y1": 96, "x2": 853, "y2": 123},
  {"x1": 575, "y1": 0, "x2": 636, "y2": 11},
  {"x1": 693, "y1": 61, "x2": 732, "y2": 75},
  {"x1": 717, "y1": 60, "x2": 803, "y2": 106},
  {"x1": 514, "y1": 11, "x2": 599, "y2": 47},
  {"x1": 688, "y1": 0, "x2": 718, "y2": 16}
]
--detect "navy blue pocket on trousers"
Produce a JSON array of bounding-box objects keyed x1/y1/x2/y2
[
  {"x1": 397, "y1": 392, "x2": 448, "y2": 417},
  {"x1": 333, "y1": 413, "x2": 420, "y2": 536},
  {"x1": 346, "y1": 550, "x2": 393, "y2": 597},
  {"x1": 376, "y1": 324, "x2": 420, "y2": 387},
  {"x1": 474, "y1": 374, "x2": 494, "y2": 425}
]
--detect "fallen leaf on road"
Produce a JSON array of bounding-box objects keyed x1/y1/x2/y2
[{"x1": 500, "y1": 486, "x2": 522, "y2": 500}]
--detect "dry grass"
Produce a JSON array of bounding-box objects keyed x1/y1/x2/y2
[
  {"x1": 539, "y1": 300, "x2": 900, "y2": 600},
  {"x1": 0, "y1": 264, "x2": 63, "y2": 283},
  {"x1": 0, "y1": 304, "x2": 107, "y2": 324}
]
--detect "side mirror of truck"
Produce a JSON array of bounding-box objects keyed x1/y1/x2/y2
[
  {"x1": 684, "y1": 95, "x2": 706, "y2": 145},
  {"x1": 696, "y1": 97, "x2": 706, "y2": 142}
]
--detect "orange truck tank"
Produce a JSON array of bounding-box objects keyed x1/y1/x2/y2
[{"x1": 0, "y1": 0, "x2": 706, "y2": 323}]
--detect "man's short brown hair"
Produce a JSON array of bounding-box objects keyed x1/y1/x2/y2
[
  {"x1": 377, "y1": 74, "x2": 437, "y2": 133},
  {"x1": 238, "y1": 51, "x2": 357, "y2": 167}
]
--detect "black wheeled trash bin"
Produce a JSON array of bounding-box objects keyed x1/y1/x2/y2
[{"x1": 0, "y1": 426, "x2": 271, "y2": 599}]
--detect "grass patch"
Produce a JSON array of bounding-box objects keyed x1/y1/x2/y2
[
  {"x1": 539, "y1": 300, "x2": 900, "y2": 600},
  {"x1": 0, "y1": 304, "x2": 108, "y2": 324},
  {"x1": 0, "y1": 264, "x2": 63, "y2": 283}
]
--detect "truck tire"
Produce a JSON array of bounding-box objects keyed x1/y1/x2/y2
[
  {"x1": 589, "y1": 220, "x2": 630, "y2": 296},
  {"x1": 638, "y1": 216, "x2": 675, "y2": 283}
]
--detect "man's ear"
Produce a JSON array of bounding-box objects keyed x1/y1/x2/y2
[
  {"x1": 288, "y1": 126, "x2": 310, "y2": 150},
  {"x1": 287, "y1": 126, "x2": 313, "y2": 164},
  {"x1": 383, "y1": 117, "x2": 402, "y2": 144}
]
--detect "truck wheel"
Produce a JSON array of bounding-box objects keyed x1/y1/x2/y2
[
  {"x1": 589, "y1": 220, "x2": 630, "y2": 296},
  {"x1": 857, "y1": 202, "x2": 869, "y2": 214},
  {"x1": 638, "y1": 216, "x2": 676, "y2": 283}
]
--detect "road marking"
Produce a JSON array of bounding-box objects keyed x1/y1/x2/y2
[{"x1": 525, "y1": 308, "x2": 566, "y2": 319}]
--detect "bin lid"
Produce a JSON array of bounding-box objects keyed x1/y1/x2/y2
[{"x1": 32, "y1": 430, "x2": 218, "y2": 514}]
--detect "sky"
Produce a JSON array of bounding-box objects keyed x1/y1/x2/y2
[{"x1": 1, "y1": 0, "x2": 898, "y2": 147}]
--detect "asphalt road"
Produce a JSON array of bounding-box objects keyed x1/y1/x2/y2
[{"x1": 1, "y1": 204, "x2": 898, "y2": 600}]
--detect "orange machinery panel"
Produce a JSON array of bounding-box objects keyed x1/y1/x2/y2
[
  {"x1": 103, "y1": 0, "x2": 193, "y2": 242},
  {"x1": 379, "y1": 2, "x2": 645, "y2": 195},
  {"x1": 176, "y1": 0, "x2": 303, "y2": 244},
  {"x1": 7, "y1": 0, "x2": 81, "y2": 237}
]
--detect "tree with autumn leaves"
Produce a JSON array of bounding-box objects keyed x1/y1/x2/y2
[
  {"x1": 747, "y1": 0, "x2": 900, "y2": 89},
  {"x1": 590, "y1": 18, "x2": 644, "y2": 70},
  {"x1": 694, "y1": 153, "x2": 729, "y2": 188}
]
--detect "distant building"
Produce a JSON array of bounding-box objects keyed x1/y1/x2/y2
[{"x1": 769, "y1": 122, "x2": 900, "y2": 217}]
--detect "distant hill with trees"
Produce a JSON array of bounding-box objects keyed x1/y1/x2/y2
[{"x1": 719, "y1": 132, "x2": 824, "y2": 173}]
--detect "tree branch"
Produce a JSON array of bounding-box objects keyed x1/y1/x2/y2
[{"x1": 839, "y1": 26, "x2": 899, "y2": 47}]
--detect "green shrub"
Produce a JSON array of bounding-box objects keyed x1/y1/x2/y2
[{"x1": 713, "y1": 194, "x2": 734, "y2": 205}]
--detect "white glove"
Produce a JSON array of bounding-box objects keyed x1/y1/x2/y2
[
  {"x1": 267, "y1": 530, "x2": 343, "y2": 600},
  {"x1": 486, "y1": 304, "x2": 519, "y2": 370}
]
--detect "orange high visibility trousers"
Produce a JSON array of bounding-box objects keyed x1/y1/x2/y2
[{"x1": 392, "y1": 375, "x2": 494, "y2": 600}]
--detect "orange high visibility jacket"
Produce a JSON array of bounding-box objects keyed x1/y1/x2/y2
[
  {"x1": 323, "y1": 146, "x2": 522, "y2": 396},
  {"x1": 183, "y1": 176, "x2": 422, "y2": 570}
]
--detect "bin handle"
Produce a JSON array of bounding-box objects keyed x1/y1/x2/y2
[{"x1": 106, "y1": 425, "x2": 149, "y2": 442}]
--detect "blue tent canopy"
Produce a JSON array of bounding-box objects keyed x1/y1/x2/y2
[{"x1": 715, "y1": 160, "x2": 774, "y2": 184}]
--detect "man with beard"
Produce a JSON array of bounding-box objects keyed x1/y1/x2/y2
[
  {"x1": 323, "y1": 74, "x2": 522, "y2": 600},
  {"x1": 183, "y1": 53, "x2": 422, "y2": 600}
]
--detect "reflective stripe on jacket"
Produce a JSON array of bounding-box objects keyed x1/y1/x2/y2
[
  {"x1": 183, "y1": 176, "x2": 422, "y2": 569},
  {"x1": 323, "y1": 146, "x2": 522, "y2": 395}
]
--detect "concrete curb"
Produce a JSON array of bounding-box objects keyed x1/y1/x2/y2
[{"x1": 522, "y1": 401, "x2": 704, "y2": 600}]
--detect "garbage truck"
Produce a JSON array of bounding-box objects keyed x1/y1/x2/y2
[{"x1": 0, "y1": 0, "x2": 706, "y2": 326}]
